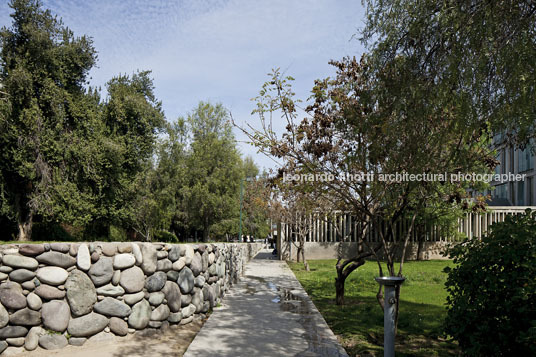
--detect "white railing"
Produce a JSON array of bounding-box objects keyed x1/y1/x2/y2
[{"x1": 280, "y1": 207, "x2": 536, "y2": 243}]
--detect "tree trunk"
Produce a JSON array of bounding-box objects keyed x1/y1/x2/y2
[
  {"x1": 16, "y1": 193, "x2": 33, "y2": 241},
  {"x1": 335, "y1": 275, "x2": 346, "y2": 305},
  {"x1": 301, "y1": 248, "x2": 309, "y2": 271},
  {"x1": 17, "y1": 211, "x2": 33, "y2": 241},
  {"x1": 296, "y1": 246, "x2": 302, "y2": 262}
]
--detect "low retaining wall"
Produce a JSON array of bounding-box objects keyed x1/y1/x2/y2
[
  {"x1": 0, "y1": 242, "x2": 262, "y2": 355},
  {"x1": 281, "y1": 241, "x2": 450, "y2": 261}
]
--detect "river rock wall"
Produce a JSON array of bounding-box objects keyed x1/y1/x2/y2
[{"x1": 0, "y1": 242, "x2": 262, "y2": 355}]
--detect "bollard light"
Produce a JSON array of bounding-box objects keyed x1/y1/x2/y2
[{"x1": 375, "y1": 276, "x2": 405, "y2": 357}]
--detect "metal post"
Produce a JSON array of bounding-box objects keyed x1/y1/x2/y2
[
  {"x1": 375, "y1": 276, "x2": 405, "y2": 357},
  {"x1": 238, "y1": 178, "x2": 244, "y2": 242}
]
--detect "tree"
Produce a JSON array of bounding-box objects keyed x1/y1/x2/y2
[
  {"x1": 95, "y1": 71, "x2": 165, "y2": 237},
  {"x1": 361, "y1": 0, "x2": 536, "y2": 146},
  {"x1": 239, "y1": 58, "x2": 492, "y2": 315},
  {"x1": 182, "y1": 102, "x2": 243, "y2": 242},
  {"x1": 0, "y1": 0, "x2": 97, "y2": 240}
]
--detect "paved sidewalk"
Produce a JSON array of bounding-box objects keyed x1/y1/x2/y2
[{"x1": 184, "y1": 249, "x2": 348, "y2": 357}]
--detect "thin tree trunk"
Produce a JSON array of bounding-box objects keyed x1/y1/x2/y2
[
  {"x1": 17, "y1": 211, "x2": 33, "y2": 241},
  {"x1": 335, "y1": 273, "x2": 346, "y2": 305},
  {"x1": 16, "y1": 194, "x2": 33, "y2": 241}
]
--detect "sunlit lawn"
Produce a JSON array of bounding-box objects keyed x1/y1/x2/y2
[{"x1": 289, "y1": 260, "x2": 460, "y2": 356}]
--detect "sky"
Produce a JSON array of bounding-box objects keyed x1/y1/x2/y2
[{"x1": 0, "y1": 0, "x2": 366, "y2": 171}]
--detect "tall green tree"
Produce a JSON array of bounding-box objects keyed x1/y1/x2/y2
[
  {"x1": 0, "y1": 0, "x2": 97, "y2": 240},
  {"x1": 92, "y1": 71, "x2": 165, "y2": 236},
  {"x1": 182, "y1": 102, "x2": 242, "y2": 242},
  {"x1": 361, "y1": 0, "x2": 536, "y2": 146}
]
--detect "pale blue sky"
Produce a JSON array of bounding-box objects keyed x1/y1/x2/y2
[{"x1": 1, "y1": 0, "x2": 366, "y2": 170}]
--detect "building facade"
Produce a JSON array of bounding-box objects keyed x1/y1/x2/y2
[{"x1": 487, "y1": 144, "x2": 535, "y2": 206}]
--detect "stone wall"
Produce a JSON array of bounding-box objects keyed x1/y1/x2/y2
[{"x1": 0, "y1": 242, "x2": 262, "y2": 355}]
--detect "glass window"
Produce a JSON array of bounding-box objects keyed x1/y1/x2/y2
[
  {"x1": 528, "y1": 177, "x2": 533, "y2": 206},
  {"x1": 518, "y1": 181, "x2": 525, "y2": 206},
  {"x1": 518, "y1": 146, "x2": 534, "y2": 172},
  {"x1": 495, "y1": 153, "x2": 501, "y2": 175},
  {"x1": 493, "y1": 184, "x2": 508, "y2": 199}
]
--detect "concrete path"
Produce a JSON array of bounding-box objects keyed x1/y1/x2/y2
[{"x1": 185, "y1": 249, "x2": 348, "y2": 357}]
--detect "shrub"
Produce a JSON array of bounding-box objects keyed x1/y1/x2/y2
[
  {"x1": 154, "y1": 230, "x2": 178, "y2": 243},
  {"x1": 444, "y1": 210, "x2": 536, "y2": 356}
]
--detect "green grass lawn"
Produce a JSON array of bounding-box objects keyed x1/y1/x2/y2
[{"x1": 289, "y1": 260, "x2": 460, "y2": 357}]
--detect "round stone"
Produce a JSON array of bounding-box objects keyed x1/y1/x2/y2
[
  {"x1": 39, "y1": 334, "x2": 68, "y2": 350},
  {"x1": 168, "y1": 246, "x2": 181, "y2": 262},
  {"x1": 88, "y1": 256, "x2": 113, "y2": 286},
  {"x1": 172, "y1": 257, "x2": 186, "y2": 271},
  {"x1": 117, "y1": 243, "x2": 132, "y2": 254},
  {"x1": 128, "y1": 299, "x2": 151, "y2": 329},
  {"x1": 201, "y1": 252, "x2": 209, "y2": 271},
  {"x1": 0, "y1": 285, "x2": 27, "y2": 309},
  {"x1": 109, "y1": 317, "x2": 128, "y2": 336},
  {"x1": 148, "y1": 292, "x2": 165, "y2": 306},
  {"x1": 168, "y1": 312, "x2": 182, "y2": 323},
  {"x1": 181, "y1": 304, "x2": 196, "y2": 319},
  {"x1": 2, "y1": 255, "x2": 38, "y2": 270},
  {"x1": 67, "y1": 313, "x2": 109, "y2": 337},
  {"x1": 167, "y1": 270, "x2": 180, "y2": 281},
  {"x1": 36, "y1": 267, "x2": 68, "y2": 285},
  {"x1": 50, "y1": 243, "x2": 69, "y2": 253},
  {"x1": 6, "y1": 337, "x2": 25, "y2": 347},
  {"x1": 150, "y1": 304, "x2": 170, "y2": 321},
  {"x1": 184, "y1": 245, "x2": 195, "y2": 260},
  {"x1": 42, "y1": 300, "x2": 70, "y2": 332},
  {"x1": 77, "y1": 244, "x2": 91, "y2": 271},
  {"x1": 68, "y1": 337, "x2": 87, "y2": 346},
  {"x1": 113, "y1": 254, "x2": 136, "y2": 270},
  {"x1": 0, "y1": 326, "x2": 28, "y2": 338},
  {"x1": 94, "y1": 297, "x2": 131, "y2": 317},
  {"x1": 26, "y1": 293, "x2": 42, "y2": 310},
  {"x1": 35, "y1": 251, "x2": 76, "y2": 268},
  {"x1": 181, "y1": 294, "x2": 192, "y2": 307},
  {"x1": 8, "y1": 269, "x2": 35, "y2": 283},
  {"x1": 100, "y1": 243, "x2": 117, "y2": 257},
  {"x1": 131, "y1": 243, "x2": 142, "y2": 265},
  {"x1": 119, "y1": 266, "x2": 145, "y2": 293},
  {"x1": 65, "y1": 270, "x2": 97, "y2": 317},
  {"x1": 190, "y1": 252, "x2": 202, "y2": 276},
  {"x1": 25, "y1": 326, "x2": 45, "y2": 351},
  {"x1": 156, "y1": 259, "x2": 172, "y2": 272},
  {"x1": 18, "y1": 245, "x2": 45, "y2": 257},
  {"x1": 145, "y1": 272, "x2": 167, "y2": 292},
  {"x1": 0, "y1": 303, "x2": 9, "y2": 328},
  {"x1": 123, "y1": 292, "x2": 145, "y2": 305},
  {"x1": 9, "y1": 308, "x2": 41, "y2": 326},
  {"x1": 141, "y1": 244, "x2": 157, "y2": 275},
  {"x1": 162, "y1": 281, "x2": 181, "y2": 313},
  {"x1": 194, "y1": 275, "x2": 205, "y2": 288},
  {"x1": 178, "y1": 267, "x2": 194, "y2": 294},
  {"x1": 192, "y1": 288, "x2": 204, "y2": 313},
  {"x1": 112, "y1": 270, "x2": 121, "y2": 285},
  {"x1": 96, "y1": 284, "x2": 125, "y2": 297},
  {"x1": 34, "y1": 285, "x2": 65, "y2": 300}
]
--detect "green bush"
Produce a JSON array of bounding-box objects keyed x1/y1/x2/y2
[
  {"x1": 32, "y1": 222, "x2": 76, "y2": 241},
  {"x1": 444, "y1": 210, "x2": 536, "y2": 356},
  {"x1": 154, "y1": 230, "x2": 178, "y2": 243}
]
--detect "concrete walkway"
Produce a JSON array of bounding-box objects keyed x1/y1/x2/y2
[{"x1": 184, "y1": 249, "x2": 348, "y2": 357}]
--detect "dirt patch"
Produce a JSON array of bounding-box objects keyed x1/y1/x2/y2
[{"x1": 12, "y1": 317, "x2": 206, "y2": 357}]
